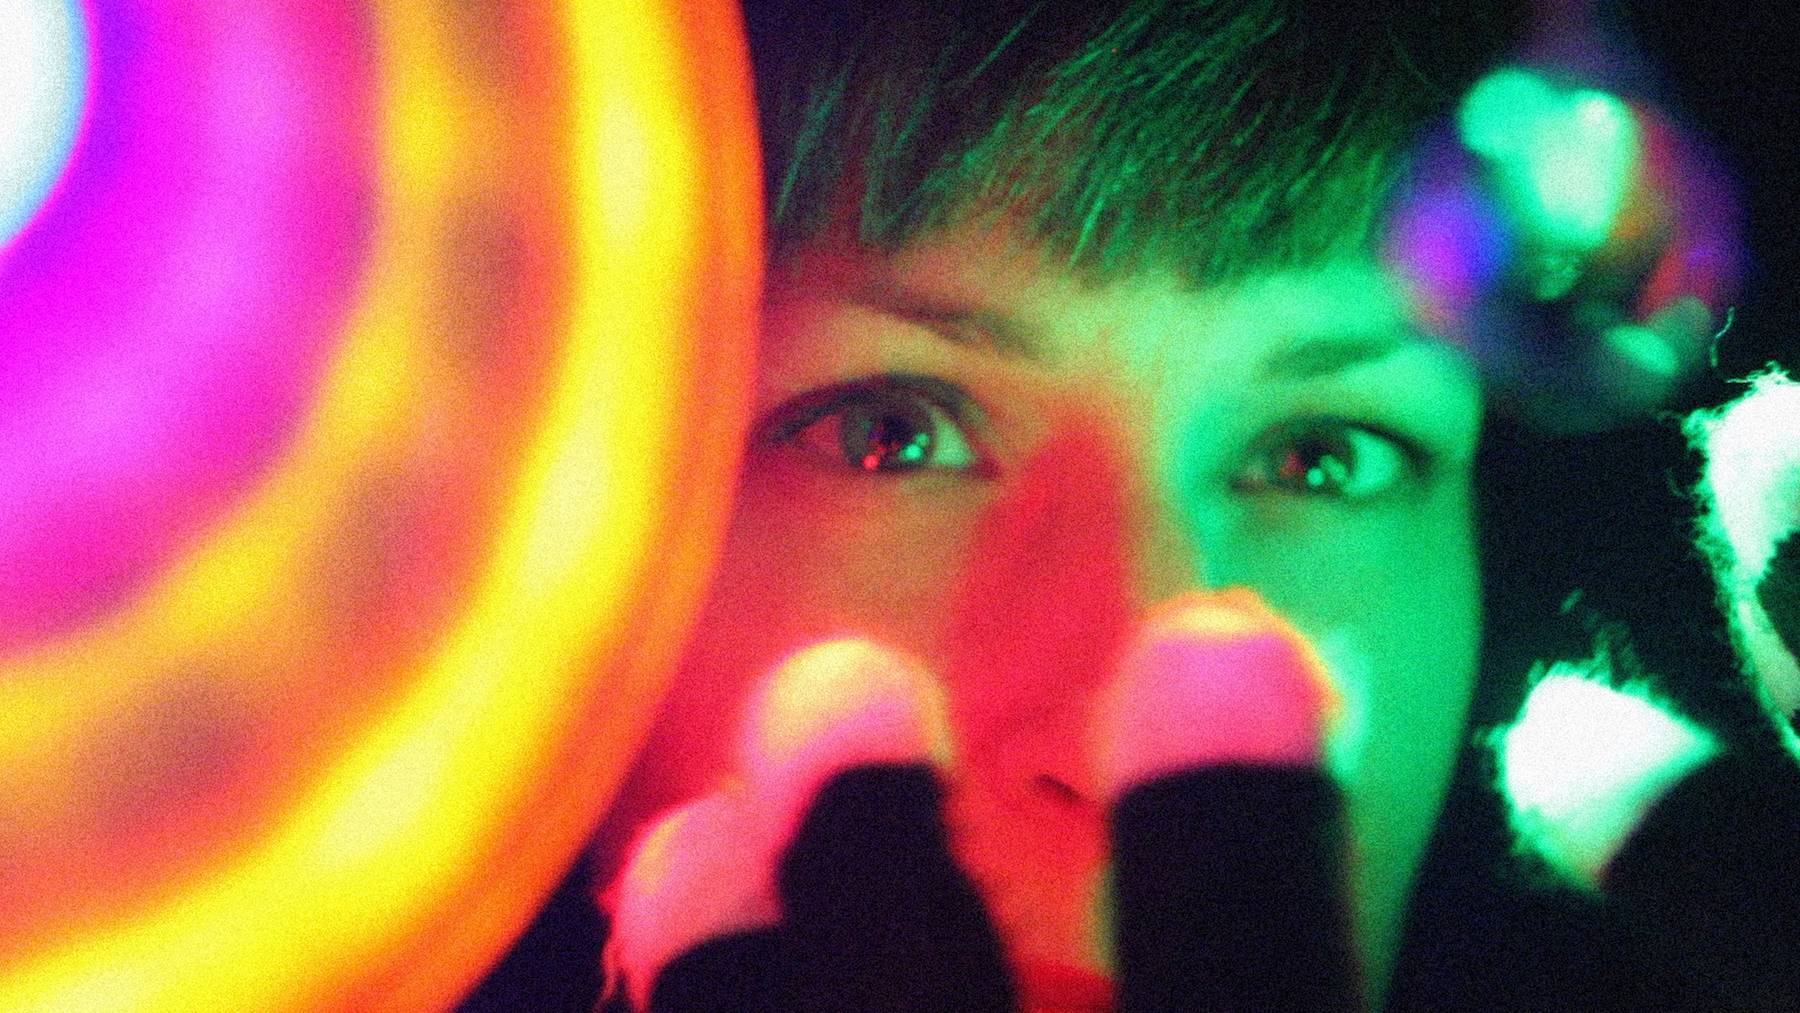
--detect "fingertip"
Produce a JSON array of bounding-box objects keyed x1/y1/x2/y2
[
  {"x1": 738, "y1": 637, "x2": 953, "y2": 829},
  {"x1": 1094, "y1": 590, "x2": 1339, "y2": 804},
  {"x1": 603, "y1": 794, "x2": 778, "y2": 1009},
  {"x1": 1492, "y1": 664, "x2": 1721, "y2": 888}
]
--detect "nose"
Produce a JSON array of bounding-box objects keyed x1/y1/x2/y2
[{"x1": 943, "y1": 418, "x2": 1206, "y2": 803}]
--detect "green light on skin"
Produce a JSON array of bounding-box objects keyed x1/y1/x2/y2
[
  {"x1": 1457, "y1": 68, "x2": 1641, "y2": 252},
  {"x1": 1316, "y1": 630, "x2": 1371, "y2": 790}
]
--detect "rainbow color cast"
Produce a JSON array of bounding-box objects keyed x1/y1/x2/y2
[
  {"x1": 1383, "y1": 63, "x2": 1741, "y2": 433},
  {"x1": 0, "y1": 3, "x2": 761, "y2": 1009}
]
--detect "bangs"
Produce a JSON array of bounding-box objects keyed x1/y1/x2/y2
[{"x1": 746, "y1": 0, "x2": 1525, "y2": 286}]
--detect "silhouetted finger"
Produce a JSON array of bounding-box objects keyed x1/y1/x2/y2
[
  {"x1": 1096, "y1": 592, "x2": 1360, "y2": 1012},
  {"x1": 778, "y1": 763, "x2": 1016, "y2": 1012}
]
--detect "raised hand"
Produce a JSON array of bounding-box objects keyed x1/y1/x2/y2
[
  {"x1": 1495, "y1": 659, "x2": 1800, "y2": 1010},
  {"x1": 603, "y1": 639, "x2": 1013, "y2": 1012},
  {"x1": 604, "y1": 590, "x2": 1362, "y2": 1012}
]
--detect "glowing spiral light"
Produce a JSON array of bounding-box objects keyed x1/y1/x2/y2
[{"x1": 0, "y1": 2, "x2": 761, "y2": 1009}]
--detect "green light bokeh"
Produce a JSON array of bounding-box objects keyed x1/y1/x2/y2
[{"x1": 1458, "y1": 68, "x2": 1640, "y2": 253}]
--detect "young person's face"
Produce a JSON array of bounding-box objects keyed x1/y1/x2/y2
[{"x1": 606, "y1": 220, "x2": 1483, "y2": 1004}]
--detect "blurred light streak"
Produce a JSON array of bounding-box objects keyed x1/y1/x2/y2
[{"x1": 0, "y1": 1, "x2": 760, "y2": 1010}]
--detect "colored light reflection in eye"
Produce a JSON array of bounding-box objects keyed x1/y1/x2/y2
[
  {"x1": 1457, "y1": 68, "x2": 1640, "y2": 254},
  {"x1": 0, "y1": 0, "x2": 88, "y2": 248},
  {"x1": 857, "y1": 413, "x2": 931, "y2": 471}
]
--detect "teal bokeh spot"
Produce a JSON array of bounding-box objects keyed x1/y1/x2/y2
[{"x1": 1457, "y1": 68, "x2": 1640, "y2": 252}]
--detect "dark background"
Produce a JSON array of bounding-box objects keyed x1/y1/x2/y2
[
  {"x1": 1398, "y1": 3, "x2": 1799, "y2": 1007},
  {"x1": 464, "y1": 3, "x2": 1798, "y2": 1008}
]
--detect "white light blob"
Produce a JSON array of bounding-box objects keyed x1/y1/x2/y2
[
  {"x1": 0, "y1": 0, "x2": 89, "y2": 248},
  {"x1": 1687, "y1": 367, "x2": 1800, "y2": 712},
  {"x1": 1493, "y1": 661, "x2": 1719, "y2": 886}
]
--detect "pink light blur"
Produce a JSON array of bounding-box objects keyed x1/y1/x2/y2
[{"x1": 0, "y1": 4, "x2": 376, "y2": 650}]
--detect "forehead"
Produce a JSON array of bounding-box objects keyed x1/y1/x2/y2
[{"x1": 762, "y1": 224, "x2": 1468, "y2": 414}]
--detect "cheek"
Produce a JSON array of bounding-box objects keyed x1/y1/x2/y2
[
  {"x1": 1237, "y1": 493, "x2": 1481, "y2": 981},
  {"x1": 1275, "y1": 502, "x2": 1481, "y2": 810},
  {"x1": 713, "y1": 463, "x2": 990, "y2": 655},
  {"x1": 1208, "y1": 495, "x2": 1479, "y2": 846},
  {"x1": 621, "y1": 465, "x2": 987, "y2": 810},
  {"x1": 1213, "y1": 487, "x2": 1482, "y2": 782},
  {"x1": 1333, "y1": 555, "x2": 1480, "y2": 838}
]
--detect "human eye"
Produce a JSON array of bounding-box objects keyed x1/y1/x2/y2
[
  {"x1": 1230, "y1": 419, "x2": 1429, "y2": 501},
  {"x1": 756, "y1": 373, "x2": 988, "y2": 476}
]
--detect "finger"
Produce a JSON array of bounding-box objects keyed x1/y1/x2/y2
[
  {"x1": 1603, "y1": 748, "x2": 1800, "y2": 1011},
  {"x1": 1687, "y1": 368, "x2": 1800, "y2": 716},
  {"x1": 1097, "y1": 591, "x2": 1361, "y2": 1012},
  {"x1": 744, "y1": 638, "x2": 1013, "y2": 1012},
  {"x1": 777, "y1": 764, "x2": 1016, "y2": 1012},
  {"x1": 1092, "y1": 589, "x2": 1340, "y2": 792},
  {"x1": 610, "y1": 637, "x2": 958, "y2": 1010},
  {"x1": 603, "y1": 792, "x2": 781, "y2": 1010},
  {"x1": 1492, "y1": 664, "x2": 1721, "y2": 887},
  {"x1": 1110, "y1": 768, "x2": 1358, "y2": 1013},
  {"x1": 645, "y1": 927, "x2": 790, "y2": 1013},
  {"x1": 1494, "y1": 663, "x2": 1800, "y2": 1009},
  {"x1": 737, "y1": 638, "x2": 954, "y2": 841}
]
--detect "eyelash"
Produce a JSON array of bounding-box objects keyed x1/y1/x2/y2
[
  {"x1": 757, "y1": 373, "x2": 990, "y2": 476},
  {"x1": 1228, "y1": 418, "x2": 1432, "y2": 503},
  {"x1": 757, "y1": 373, "x2": 1431, "y2": 501}
]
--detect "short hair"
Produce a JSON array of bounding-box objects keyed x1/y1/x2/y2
[{"x1": 744, "y1": 0, "x2": 1527, "y2": 287}]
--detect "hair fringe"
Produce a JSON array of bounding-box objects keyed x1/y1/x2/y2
[{"x1": 745, "y1": 0, "x2": 1527, "y2": 285}]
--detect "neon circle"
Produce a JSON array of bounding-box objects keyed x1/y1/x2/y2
[
  {"x1": 0, "y1": 0, "x2": 88, "y2": 248},
  {"x1": 0, "y1": 1, "x2": 761, "y2": 1008}
]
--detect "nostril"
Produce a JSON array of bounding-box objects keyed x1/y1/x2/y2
[{"x1": 1032, "y1": 774, "x2": 1087, "y2": 806}]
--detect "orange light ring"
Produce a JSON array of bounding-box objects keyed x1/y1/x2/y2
[{"x1": 0, "y1": 1, "x2": 760, "y2": 1008}]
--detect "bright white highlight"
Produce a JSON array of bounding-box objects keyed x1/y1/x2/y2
[
  {"x1": 0, "y1": 0, "x2": 89, "y2": 247},
  {"x1": 1687, "y1": 368, "x2": 1800, "y2": 711},
  {"x1": 1458, "y1": 68, "x2": 1639, "y2": 252},
  {"x1": 1690, "y1": 368, "x2": 1800, "y2": 582},
  {"x1": 1493, "y1": 660, "x2": 1719, "y2": 887}
]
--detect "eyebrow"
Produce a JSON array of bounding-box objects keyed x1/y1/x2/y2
[
  {"x1": 849, "y1": 282, "x2": 1416, "y2": 381},
  {"x1": 846, "y1": 283, "x2": 1042, "y2": 361},
  {"x1": 1258, "y1": 333, "x2": 1412, "y2": 381}
]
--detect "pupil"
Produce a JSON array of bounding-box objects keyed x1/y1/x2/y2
[
  {"x1": 1280, "y1": 436, "x2": 1350, "y2": 490},
  {"x1": 842, "y1": 398, "x2": 933, "y2": 472}
]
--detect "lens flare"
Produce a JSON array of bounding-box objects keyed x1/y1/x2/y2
[
  {"x1": 1386, "y1": 64, "x2": 1742, "y2": 433},
  {"x1": 1458, "y1": 69, "x2": 1640, "y2": 255}
]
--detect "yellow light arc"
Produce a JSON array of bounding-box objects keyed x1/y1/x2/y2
[{"x1": 0, "y1": 0, "x2": 744, "y2": 1008}]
